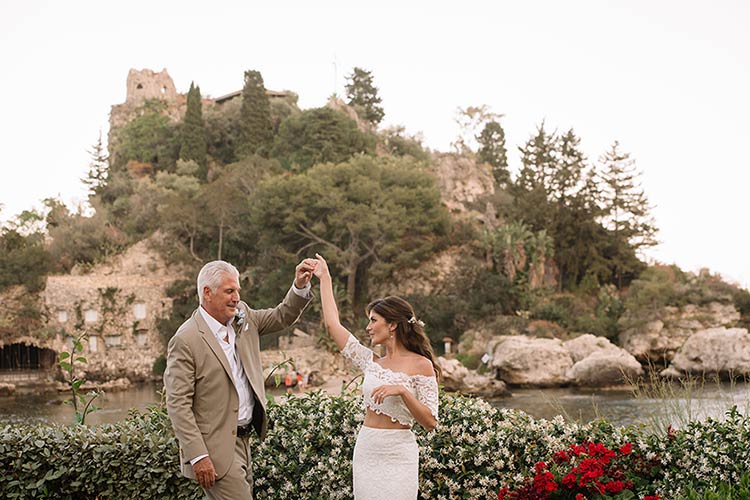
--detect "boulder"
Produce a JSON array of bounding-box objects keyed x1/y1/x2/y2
[
  {"x1": 566, "y1": 351, "x2": 643, "y2": 387},
  {"x1": 489, "y1": 336, "x2": 573, "y2": 387},
  {"x1": 563, "y1": 334, "x2": 643, "y2": 386},
  {"x1": 669, "y1": 327, "x2": 750, "y2": 377},
  {"x1": 0, "y1": 382, "x2": 15, "y2": 396},
  {"x1": 436, "y1": 357, "x2": 509, "y2": 398},
  {"x1": 564, "y1": 334, "x2": 622, "y2": 363},
  {"x1": 619, "y1": 302, "x2": 741, "y2": 363}
]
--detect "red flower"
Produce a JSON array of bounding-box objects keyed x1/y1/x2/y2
[
  {"x1": 553, "y1": 450, "x2": 570, "y2": 464},
  {"x1": 604, "y1": 480, "x2": 625, "y2": 494},
  {"x1": 562, "y1": 473, "x2": 578, "y2": 488},
  {"x1": 570, "y1": 444, "x2": 586, "y2": 456},
  {"x1": 499, "y1": 440, "x2": 655, "y2": 500}
]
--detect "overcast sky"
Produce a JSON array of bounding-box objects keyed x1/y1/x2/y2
[{"x1": 1, "y1": 1, "x2": 747, "y2": 288}]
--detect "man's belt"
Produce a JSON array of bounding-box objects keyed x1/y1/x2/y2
[{"x1": 237, "y1": 423, "x2": 253, "y2": 438}]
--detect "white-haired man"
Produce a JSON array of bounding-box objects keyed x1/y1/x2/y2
[{"x1": 164, "y1": 258, "x2": 315, "y2": 499}]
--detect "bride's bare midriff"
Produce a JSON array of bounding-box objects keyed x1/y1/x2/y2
[{"x1": 364, "y1": 409, "x2": 411, "y2": 429}]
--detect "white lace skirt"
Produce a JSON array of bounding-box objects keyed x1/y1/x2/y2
[{"x1": 352, "y1": 426, "x2": 418, "y2": 500}]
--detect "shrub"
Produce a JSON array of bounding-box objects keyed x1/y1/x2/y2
[
  {"x1": 672, "y1": 472, "x2": 750, "y2": 499},
  {"x1": 0, "y1": 406, "x2": 201, "y2": 499},
  {"x1": 643, "y1": 407, "x2": 750, "y2": 498},
  {"x1": 2, "y1": 394, "x2": 749, "y2": 499}
]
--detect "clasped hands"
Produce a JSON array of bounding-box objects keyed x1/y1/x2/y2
[{"x1": 294, "y1": 254, "x2": 330, "y2": 288}]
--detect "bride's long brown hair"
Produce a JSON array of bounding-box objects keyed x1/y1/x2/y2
[{"x1": 366, "y1": 296, "x2": 441, "y2": 380}]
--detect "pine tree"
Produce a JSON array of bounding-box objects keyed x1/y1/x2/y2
[
  {"x1": 238, "y1": 70, "x2": 273, "y2": 157},
  {"x1": 552, "y1": 129, "x2": 586, "y2": 204},
  {"x1": 477, "y1": 120, "x2": 510, "y2": 187},
  {"x1": 598, "y1": 141, "x2": 658, "y2": 286},
  {"x1": 82, "y1": 132, "x2": 109, "y2": 198},
  {"x1": 516, "y1": 122, "x2": 558, "y2": 194},
  {"x1": 345, "y1": 67, "x2": 385, "y2": 126},
  {"x1": 512, "y1": 123, "x2": 558, "y2": 231},
  {"x1": 179, "y1": 82, "x2": 207, "y2": 177}
]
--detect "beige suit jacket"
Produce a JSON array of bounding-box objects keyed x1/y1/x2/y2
[{"x1": 164, "y1": 286, "x2": 311, "y2": 479}]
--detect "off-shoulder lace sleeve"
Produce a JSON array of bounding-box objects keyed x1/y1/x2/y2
[
  {"x1": 414, "y1": 375, "x2": 439, "y2": 421},
  {"x1": 341, "y1": 334, "x2": 374, "y2": 372}
]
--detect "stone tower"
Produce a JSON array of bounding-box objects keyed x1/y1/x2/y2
[{"x1": 124, "y1": 68, "x2": 177, "y2": 105}]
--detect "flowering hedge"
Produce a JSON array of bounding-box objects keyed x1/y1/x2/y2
[{"x1": 1, "y1": 392, "x2": 749, "y2": 499}]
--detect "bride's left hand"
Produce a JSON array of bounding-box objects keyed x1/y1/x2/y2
[{"x1": 370, "y1": 384, "x2": 404, "y2": 404}]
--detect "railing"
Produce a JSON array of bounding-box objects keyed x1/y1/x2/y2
[{"x1": 0, "y1": 370, "x2": 49, "y2": 383}]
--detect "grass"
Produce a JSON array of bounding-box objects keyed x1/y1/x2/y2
[{"x1": 627, "y1": 368, "x2": 750, "y2": 434}]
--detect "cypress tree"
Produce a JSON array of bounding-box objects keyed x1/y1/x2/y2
[
  {"x1": 477, "y1": 120, "x2": 509, "y2": 187},
  {"x1": 345, "y1": 67, "x2": 385, "y2": 126},
  {"x1": 238, "y1": 70, "x2": 273, "y2": 157},
  {"x1": 179, "y1": 82, "x2": 207, "y2": 177}
]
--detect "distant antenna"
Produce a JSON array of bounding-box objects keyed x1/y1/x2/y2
[{"x1": 332, "y1": 53, "x2": 338, "y2": 97}]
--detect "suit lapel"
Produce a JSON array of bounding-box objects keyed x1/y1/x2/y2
[
  {"x1": 233, "y1": 306, "x2": 256, "y2": 386},
  {"x1": 193, "y1": 309, "x2": 234, "y2": 384}
]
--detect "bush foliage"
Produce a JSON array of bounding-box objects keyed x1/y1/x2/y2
[{"x1": 2, "y1": 393, "x2": 749, "y2": 499}]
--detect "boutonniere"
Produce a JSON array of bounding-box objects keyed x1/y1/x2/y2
[{"x1": 234, "y1": 308, "x2": 246, "y2": 330}]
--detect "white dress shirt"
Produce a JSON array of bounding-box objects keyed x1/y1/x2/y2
[{"x1": 198, "y1": 306, "x2": 255, "y2": 425}]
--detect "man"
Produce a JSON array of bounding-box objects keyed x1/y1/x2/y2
[{"x1": 164, "y1": 259, "x2": 315, "y2": 498}]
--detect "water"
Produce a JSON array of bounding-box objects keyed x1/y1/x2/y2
[
  {"x1": 0, "y1": 383, "x2": 164, "y2": 426},
  {"x1": 2, "y1": 381, "x2": 749, "y2": 427},
  {"x1": 490, "y1": 383, "x2": 750, "y2": 427}
]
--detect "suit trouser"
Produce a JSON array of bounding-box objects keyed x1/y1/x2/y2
[{"x1": 205, "y1": 436, "x2": 253, "y2": 500}]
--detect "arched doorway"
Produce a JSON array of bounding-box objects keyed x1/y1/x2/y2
[{"x1": 0, "y1": 343, "x2": 57, "y2": 371}]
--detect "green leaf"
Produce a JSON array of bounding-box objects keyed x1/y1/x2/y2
[
  {"x1": 58, "y1": 352, "x2": 70, "y2": 360},
  {"x1": 58, "y1": 361, "x2": 72, "y2": 371},
  {"x1": 75, "y1": 356, "x2": 87, "y2": 363}
]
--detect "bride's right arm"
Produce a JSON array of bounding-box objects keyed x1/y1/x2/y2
[{"x1": 313, "y1": 253, "x2": 351, "y2": 351}]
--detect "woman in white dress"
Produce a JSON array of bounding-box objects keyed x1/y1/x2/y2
[{"x1": 312, "y1": 253, "x2": 440, "y2": 500}]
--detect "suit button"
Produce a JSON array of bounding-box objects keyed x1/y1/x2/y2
[
  {"x1": 232, "y1": 429, "x2": 236, "y2": 436},
  {"x1": 233, "y1": 408, "x2": 238, "y2": 413}
]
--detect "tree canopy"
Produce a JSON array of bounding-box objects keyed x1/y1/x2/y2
[
  {"x1": 252, "y1": 155, "x2": 450, "y2": 311},
  {"x1": 271, "y1": 107, "x2": 376, "y2": 172}
]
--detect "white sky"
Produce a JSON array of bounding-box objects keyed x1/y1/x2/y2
[{"x1": 1, "y1": 1, "x2": 748, "y2": 288}]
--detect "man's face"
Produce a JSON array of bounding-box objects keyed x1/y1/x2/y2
[{"x1": 202, "y1": 274, "x2": 241, "y2": 325}]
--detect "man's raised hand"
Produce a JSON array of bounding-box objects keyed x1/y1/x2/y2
[{"x1": 295, "y1": 258, "x2": 318, "y2": 288}]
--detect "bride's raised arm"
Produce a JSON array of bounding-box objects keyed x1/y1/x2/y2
[{"x1": 312, "y1": 253, "x2": 351, "y2": 351}]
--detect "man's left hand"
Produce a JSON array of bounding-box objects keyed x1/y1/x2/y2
[{"x1": 295, "y1": 258, "x2": 318, "y2": 288}]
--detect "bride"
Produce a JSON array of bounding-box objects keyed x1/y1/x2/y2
[{"x1": 312, "y1": 253, "x2": 440, "y2": 500}]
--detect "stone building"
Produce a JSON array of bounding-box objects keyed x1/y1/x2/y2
[{"x1": 42, "y1": 237, "x2": 178, "y2": 382}]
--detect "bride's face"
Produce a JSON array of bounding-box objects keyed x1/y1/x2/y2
[{"x1": 365, "y1": 311, "x2": 395, "y2": 346}]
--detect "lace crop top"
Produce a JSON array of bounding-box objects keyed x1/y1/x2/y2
[{"x1": 341, "y1": 334, "x2": 439, "y2": 427}]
